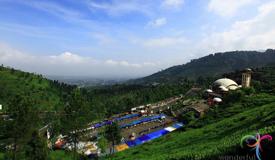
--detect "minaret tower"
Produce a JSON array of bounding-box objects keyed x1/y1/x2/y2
[{"x1": 242, "y1": 68, "x2": 252, "y2": 88}]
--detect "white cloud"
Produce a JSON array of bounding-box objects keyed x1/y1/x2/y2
[
  {"x1": 0, "y1": 43, "x2": 158, "y2": 78},
  {"x1": 7, "y1": 1, "x2": 109, "y2": 31},
  {"x1": 147, "y1": 17, "x2": 167, "y2": 27},
  {"x1": 0, "y1": 43, "x2": 35, "y2": 63},
  {"x1": 105, "y1": 59, "x2": 119, "y2": 65},
  {"x1": 14, "y1": 1, "x2": 84, "y2": 22},
  {"x1": 143, "y1": 62, "x2": 157, "y2": 66},
  {"x1": 105, "y1": 60, "x2": 143, "y2": 68},
  {"x1": 49, "y1": 52, "x2": 91, "y2": 64},
  {"x1": 208, "y1": 0, "x2": 255, "y2": 17},
  {"x1": 88, "y1": 0, "x2": 152, "y2": 16},
  {"x1": 201, "y1": 1, "x2": 275, "y2": 52},
  {"x1": 162, "y1": 0, "x2": 184, "y2": 9},
  {"x1": 132, "y1": 1, "x2": 275, "y2": 68}
]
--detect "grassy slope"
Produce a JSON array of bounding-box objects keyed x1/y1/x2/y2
[
  {"x1": 0, "y1": 153, "x2": 3, "y2": 160},
  {"x1": 111, "y1": 94, "x2": 275, "y2": 160},
  {"x1": 0, "y1": 66, "x2": 64, "y2": 110},
  {"x1": 49, "y1": 151, "x2": 74, "y2": 160},
  {"x1": 0, "y1": 151, "x2": 73, "y2": 160}
]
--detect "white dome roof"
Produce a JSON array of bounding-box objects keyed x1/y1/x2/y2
[
  {"x1": 213, "y1": 78, "x2": 239, "y2": 90},
  {"x1": 213, "y1": 97, "x2": 222, "y2": 102},
  {"x1": 219, "y1": 86, "x2": 229, "y2": 91}
]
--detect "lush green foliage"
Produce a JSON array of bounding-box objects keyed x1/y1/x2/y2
[
  {"x1": 49, "y1": 151, "x2": 74, "y2": 160},
  {"x1": 104, "y1": 123, "x2": 122, "y2": 154},
  {"x1": 0, "y1": 65, "x2": 75, "y2": 111},
  {"x1": 2, "y1": 95, "x2": 39, "y2": 160},
  {"x1": 86, "y1": 83, "x2": 192, "y2": 118},
  {"x1": 25, "y1": 131, "x2": 49, "y2": 160},
  {"x1": 0, "y1": 153, "x2": 4, "y2": 160},
  {"x1": 0, "y1": 149, "x2": 75, "y2": 160},
  {"x1": 0, "y1": 65, "x2": 192, "y2": 118},
  {"x1": 98, "y1": 137, "x2": 108, "y2": 154},
  {"x1": 58, "y1": 89, "x2": 92, "y2": 159}
]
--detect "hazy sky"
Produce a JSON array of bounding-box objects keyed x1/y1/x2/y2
[{"x1": 0, "y1": 0, "x2": 275, "y2": 78}]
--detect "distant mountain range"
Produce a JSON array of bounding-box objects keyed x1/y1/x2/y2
[{"x1": 129, "y1": 49, "x2": 275, "y2": 84}]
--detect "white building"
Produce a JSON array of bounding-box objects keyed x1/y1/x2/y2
[{"x1": 213, "y1": 78, "x2": 240, "y2": 92}]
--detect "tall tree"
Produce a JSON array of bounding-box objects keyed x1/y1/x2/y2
[
  {"x1": 60, "y1": 88, "x2": 91, "y2": 159},
  {"x1": 98, "y1": 136, "x2": 108, "y2": 155},
  {"x1": 4, "y1": 95, "x2": 38, "y2": 160},
  {"x1": 25, "y1": 131, "x2": 48, "y2": 160},
  {"x1": 104, "y1": 122, "x2": 121, "y2": 154}
]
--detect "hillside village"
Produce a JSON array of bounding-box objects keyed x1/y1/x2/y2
[{"x1": 31, "y1": 68, "x2": 254, "y2": 158}]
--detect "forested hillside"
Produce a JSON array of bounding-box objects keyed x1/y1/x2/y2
[
  {"x1": 0, "y1": 65, "x2": 193, "y2": 118},
  {"x1": 0, "y1": 65, "x2": 75, "y2": 110},
  {"x1": 85, "y1": 82, "x2": 192, "y2": 118},
  {"x1": 130, "y1": 49, "x2": 275, "y2": 84}
]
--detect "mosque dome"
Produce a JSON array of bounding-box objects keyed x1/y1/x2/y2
[{"x1": 213, "y1": 78, "x2": 239, "y2": 91}]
